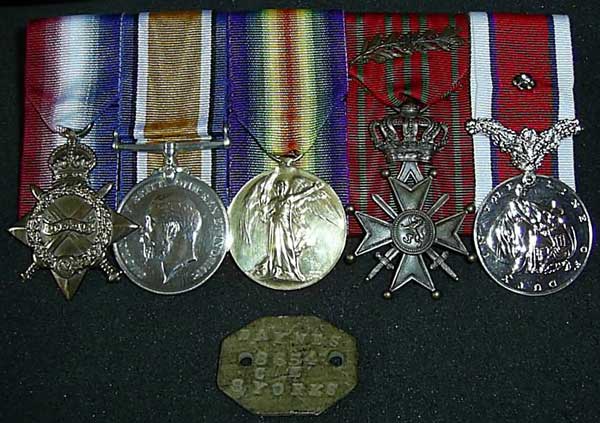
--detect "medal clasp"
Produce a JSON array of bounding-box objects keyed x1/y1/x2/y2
[{"x1": 112, "y1": 125, "x2": 230, "y2": 178}]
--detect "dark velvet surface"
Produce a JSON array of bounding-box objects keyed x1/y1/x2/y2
[{"x1": 1, "y1": 1, "x2": 598, "y2": 422}]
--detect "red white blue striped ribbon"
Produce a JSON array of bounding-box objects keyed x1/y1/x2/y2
[
  {"x1": 19, "y1": 15, "x2": 121, "y2": 217},
  {"x1": 469, "y1": 12, "x2": 576, "y2": 207}
]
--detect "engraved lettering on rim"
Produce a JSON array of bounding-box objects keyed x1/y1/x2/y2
[
  {"x1": 112, "y1": 130, "x2": 230, "y2": 295},
  {"x1": 473, "y1": 175, "x2": 592, "y2": 295},
  {"x1": 467, "y1": 118, "x2": 592, "y2": 295}
]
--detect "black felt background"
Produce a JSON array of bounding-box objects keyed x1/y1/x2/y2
[{"x1": 1, "y1": 1, "x2": 598, "y2": 422}]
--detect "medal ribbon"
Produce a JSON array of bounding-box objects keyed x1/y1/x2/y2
[
  {"x1": 345, "y1": 13, "x2": 475, "y2": 236},
  {"x1": 227, "y1": 9, "x2": 349, "y2": 204},
  {"x1": 19, "y1": 15, "x2": 122, "y2": 217},
  {"x1": 470, "y1": 12, "x2": 576, "y2": 206},
  {"x1": 116, "y1": 11, "x2": 228, "y2": 203}
]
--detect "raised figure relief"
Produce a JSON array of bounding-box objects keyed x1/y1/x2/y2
[
  {"x1": 141, "y1": 192, "x2": 203, "y2": 284},
  {"x1": 399, "y1": 214, "x2": 428, "y2": 246},
  {"x1": 487, "y1": 198, "x2": 577, "y2": 275},
  {"x1": 238, "y1": 165, "x2": 344, "y2": 284}
]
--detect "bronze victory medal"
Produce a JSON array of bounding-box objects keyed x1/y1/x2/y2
[{"x1": 228, "y1": 161, "x2": 347, "y2": 290}]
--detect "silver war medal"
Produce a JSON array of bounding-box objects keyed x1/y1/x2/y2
[
  {"x1": 467, "y1": 118, "x2": 591, "y2": 296},
  {"x1": 351, "y1": 102, "x2": 473, "y2": 300},
  {"x1": 9, "y1": 124, "x2": 138, "y2": 300},
  {"x1": 112, "y1": 131, "x2": 230, "y2": 295}
]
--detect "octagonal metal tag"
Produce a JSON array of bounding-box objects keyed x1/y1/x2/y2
[{"x1": 217, "y1": 316, "x2": 358, "y2": 416}]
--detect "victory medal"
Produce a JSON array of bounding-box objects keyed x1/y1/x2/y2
[
  {"x1": 226, "y1": 10, "x2": 348, "y2": 291},
  {"x1": 229, "y1": 154, "x2": 347, "y2": 291},
  {"x1": 9, "y1": 125, "x2": 138, "y2": 299}
]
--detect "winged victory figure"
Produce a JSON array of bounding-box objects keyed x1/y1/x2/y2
[{"x1": 240, "y1": 166, "x2": 344, "y2": 282}]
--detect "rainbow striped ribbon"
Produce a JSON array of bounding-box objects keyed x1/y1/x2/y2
[
  {"x1": 470, "y1": 12, "x2": 576, "y2": 206},
  {"x1": 115, "y1": 11, "x2": 228, "y2": 204},
  {"x1": 227, "y1": 9, "x2": 349, "y2": 204},
  {"x1": 19, "y1": 15, "x2": 122, "y2": 217}
]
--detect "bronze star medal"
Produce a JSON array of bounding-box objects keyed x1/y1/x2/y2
[
  {"x1": 350, "y1": 102, "x2": 474, "y2": 299},
  {"x1": 9, "y1": 125, "x2": 137, "y2": 299}
]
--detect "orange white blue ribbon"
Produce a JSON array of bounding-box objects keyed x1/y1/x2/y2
[{"x1": 116, "y1": 11, "x2": 228, "y2": 203}]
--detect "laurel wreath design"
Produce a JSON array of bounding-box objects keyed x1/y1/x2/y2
[
  {"x1": 26, "y1": 185, "x2": 112, "y2": 276},
  {"x1": 350, "y1": 26, "x2": 465, "y2": 66}
]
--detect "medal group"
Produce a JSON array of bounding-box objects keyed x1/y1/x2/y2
[{"x1": 10, "y1": 10, "x2": 592, "y2": 416}]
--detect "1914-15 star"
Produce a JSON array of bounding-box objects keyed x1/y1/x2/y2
[
  {"x1": 9, "y1": 183, "x2": 137, "y2": 300},
  {"x1": 351, "y1": 174, "x2": 475, "y2": 299},
  {"x1": 8, "y1": 124, "x2": 137, "y2": 300}
]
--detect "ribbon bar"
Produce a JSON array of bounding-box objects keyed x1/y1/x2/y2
[{"x1": 18, "y1": 10, "x2": 578, "y2": 239}]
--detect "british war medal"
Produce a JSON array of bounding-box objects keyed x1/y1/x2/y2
[{"x1": 113, "y1": 12, "x2": 230, "y2": 295}]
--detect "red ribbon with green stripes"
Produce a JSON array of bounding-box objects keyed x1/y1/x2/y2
[{"x1": 346, "y1": 13, "x2": 475, "y2": 236}]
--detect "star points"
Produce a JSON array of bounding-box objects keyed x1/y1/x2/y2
[
  {"x1": 9, "y1": 127, "x2": 137, "y2": 300},
  {"x1": 354, "y1": 174, "x2": 470, "y2": 297}
]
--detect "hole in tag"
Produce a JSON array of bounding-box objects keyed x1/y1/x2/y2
[
  {"x1": 239, "y1": 352, "x2": 253, "y2": 367},
  {"x1": 328, "y1": 351, "x2": 344, "y2": 367}
]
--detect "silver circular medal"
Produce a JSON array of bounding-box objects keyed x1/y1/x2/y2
[
  {"x1": 228, "y1": 162, "x2": 347, "y2": 290},
  {"x1": 474, "y1": 175, "x2": 592, "y2": 296},
  {"x1": 114, "y1": 172, "x2": 228, "y2": 295}
]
